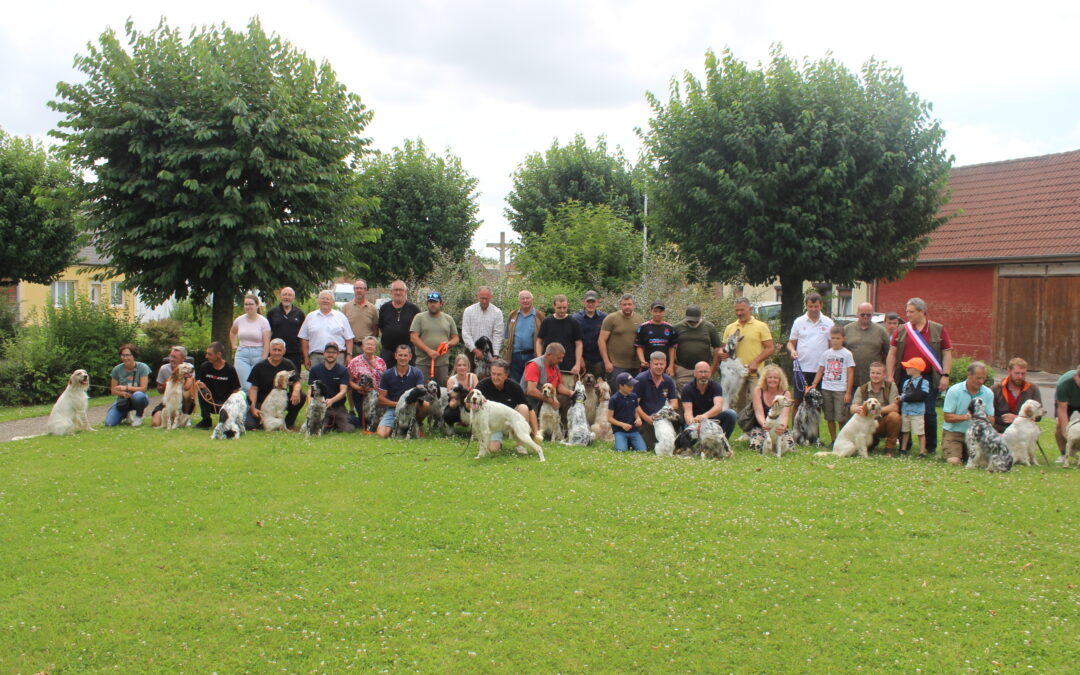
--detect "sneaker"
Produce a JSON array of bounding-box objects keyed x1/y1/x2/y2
[
  {"x1": 131, "y1": 415, "x2": 143, "y2": 427},
  {"x1": 124, "y1": 410, "x2": 135, "y2": 425},
  {"x1": 1056, "y1": 454, "x2": 1066, "y2": 465}
]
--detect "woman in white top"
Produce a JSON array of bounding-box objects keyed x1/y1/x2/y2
[
  {"x1": 446, "y1": 353, "x2": 478, "y2": 392},
  {"x1": 230, "y1": 293, "x2": 271, "y2": 393}
]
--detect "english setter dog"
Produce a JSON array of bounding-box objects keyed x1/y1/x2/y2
[
  {"x1": 465, "y1": 389, "x2": 545, "y2": 461},
  {"x1": 473, "y1": 336, "x2": 495, "y2": 381},
  {"x1": 651, "y1": 404, "x2": 682, "y2": 456},
  {"x1": 356, "y1": 374, "x2": 380, "y2": 432},
  {"x1": 763, "y1": 394, "x2": 795, "y2": 457},
  {"x1": 563, "y1": 381, "x2": 594, "y2": 446},
  {"x1": 442, "y1": 383, "x2": 471, "y2": 429},
  {"x1": 261, "y1": 370, "x2": 293, "y2": 432},
  {"x1": 1002, "y1": 400, "x2": 1044, "y2": 466},
  {"x1": 677, "y1": 418, "x2": 733, "y2": 460},
  {"x1": 393, "y1": 385, "x2": 432, "y2": 439},
  {"x1": 1062, "y1": 411, "x2": 1080, "y2": 469},
  {"x1": 425, "y1": 380, "x2": 454, "y2": 436},
  {"x1": 793, "y1": 387, "x2": 824, "y2": 446},
  {"x1": 303, "y1": 381, "x2": 327, "y2": 439},
  {"x1": 162, "y1": 362, "x2": 195, "y2": 430},
  {"x1": 966, "y1": 398, "x2": 1014, "y2": 473},
  {"x1": 538, "y1": 382, "x2": 564, "y2": 442},
  {"x1": 590, "y1": 380, "x2": 613, "y2": 441},
  {"x1": 211, "y1": 391, "x2": 248, "y2": 440},
  {"x1": 816, "y1": 397, "x2": 879, "y2": 458},
  {"x1": 719, "y1": 330, "x2": 746, "y2": 412},
  {"x1": 47, "y1": 369, "x2": 95, "y2": 436}
]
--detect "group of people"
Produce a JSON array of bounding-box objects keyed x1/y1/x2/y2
[{"x1": 101, "y1": 282, "x2": 1080, "y2": 464}]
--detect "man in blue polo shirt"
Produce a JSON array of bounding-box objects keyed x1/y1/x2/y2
[
  {"x1": 633, "y1": 351, "x2": 680, "y2": 450},
  {"x1": 940, "y1": 360, "x2": 995, "y2": 465},
  {"x1": 376, "y1": 344, "x2": 427, "y2": 438},
  {"x1": 573, "y1": 290, "x2": 607, "y2": 379}
]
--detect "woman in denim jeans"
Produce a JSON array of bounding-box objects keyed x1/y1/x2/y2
[
  {"x1": 105, "y1": 343, "x2": 151, "y2": 426},
  {"x1": 230, "y1": 293, "x2": 271, "y2": 393}
]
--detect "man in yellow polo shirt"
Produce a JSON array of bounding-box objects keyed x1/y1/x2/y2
[{"x1": 720, "y1": 297, "x2": 775, "y2": 410}]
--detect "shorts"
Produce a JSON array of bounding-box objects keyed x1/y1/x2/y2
[
  {"x1": 821, "y1": 390, "x2": 847, "y2": 421},
  {"x1": 901, "y1": 414, "x2": 925, "y2": 435},
  {"x1": 378, "y1": 408, "x2": 397, "y2": 428},
  {"x1": 941, "y1": 430, "x2": 966, "y2": 461},
  {"x1": 489, "y1": 431, "x2": 504, "y2": 443}
]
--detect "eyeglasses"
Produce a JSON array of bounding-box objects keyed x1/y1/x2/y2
[{"x1": 858, "y1": 313, "x2": 873, "y2": 317}]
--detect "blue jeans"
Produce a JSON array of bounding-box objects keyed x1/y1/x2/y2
[
  {"x1": 614, "y1": 429, "x2": 647, "y2": 451},
  {"x1": 711, "y1": 409, "x2": 738, "y2": 438},
  {"x1": 104, "y1": 392, "x2": 149, "y2": 426},
  {"x1": 899, "y1": 372, "x2": 939, "y2": 451},
  {"x1": 234, "y1": 346, "x2": 262, "y2": 394},
  {"x1": 509, "y1": 350, "x2": 534, "y2": 383}
]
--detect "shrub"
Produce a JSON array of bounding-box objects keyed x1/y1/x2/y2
[
  {"x1": 0, "y1": 297, "x2": 138, "y2": 405},
  {"x1": 0, "y1": 296, "x2": 19, "y2": 355},
  {"x1": 949, "y1": 354, "x2": 994, "y2": 385},
  {"x1": 140, "y1": 318, "x2": 185, "y2": 373}
]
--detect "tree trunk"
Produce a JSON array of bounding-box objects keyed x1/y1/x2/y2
[
  {"x1": 778, "y1": 274, "x2": 804, "y2": 381},
  {"x1": 212, "y1": 286, "x2": 235, "y2": 361}
]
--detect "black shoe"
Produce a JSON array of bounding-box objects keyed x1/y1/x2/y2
[{"x1": 195, "y1": 420, "x2": 212, "y2": 429}]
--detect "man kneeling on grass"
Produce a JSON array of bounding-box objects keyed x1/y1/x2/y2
[
  {"x1": 308, "y1": 342, "x2": 354, "y2": 432},
  {"x1": 376, "y1": 343, "x2": 428, "y2": 438}
]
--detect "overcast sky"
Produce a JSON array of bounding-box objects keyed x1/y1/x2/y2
[{"x1": 4, "y1": 0, "x2": 1079, "y2": 255}]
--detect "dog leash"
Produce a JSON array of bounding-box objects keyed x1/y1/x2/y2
[
  {"x1": 792, "y1": 361, "x2": 807, "y2": 392},
  {"x1": 1035, "y1": 440, "x2": 1051, "y2": 465}
]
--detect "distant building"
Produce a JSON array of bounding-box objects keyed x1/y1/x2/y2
[
  {"x1": 875, "y1": 150, "x2": 1080, "y2": 372},
  {"x1": 4, "y1": 246, "x2": 138, "y2": 323}
]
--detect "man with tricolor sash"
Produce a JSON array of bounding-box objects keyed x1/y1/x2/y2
[{"x1": 885, "y1": 297, "x2": 953, "y2": 457}]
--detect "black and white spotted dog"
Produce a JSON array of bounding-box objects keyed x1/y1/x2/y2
[
  {"x1": 676, "y1": 418, "x2": 733, "y2": 459},
  {"x1": 356, "y1": 374, "x2": 380, "y2": 432},
  {"x1": 425, "y1": 380, "x2": 453, "y2": 436},
  {"x1": 303, "y1": 381, "x2": 327, "y2": 439},
  {"x1": 211, "y1": 391, "x2": 248, "y2": 440},
  {"x1": 393, "y1": 385, "x2": 432, "y2": 439},
  {"x1": 473, "y1": 336, "x2": 495, "y2": 381},
  {"x1": 562, "y1": 381, "x2": 595, "y2": 446},
  {"x1": 442, "y1": 384, "x2": 471, "y2": 428},
  {"x1": 718, "y1": 330, "x2": 746, "y2": 412},
  {"x1": 793, "y1": 387, "x2": 824, "y2": 446},
  {"x1": 966, "y1": 397, "x2": 1014, "y2": 473},
  {"x1": 651, "y1": 404, "x2": 683, "y2": 456}
]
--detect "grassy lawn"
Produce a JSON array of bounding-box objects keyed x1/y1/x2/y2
[
  {"x1": 0, "y1": 396, "x2": 113, "y2": 424},
  {"x1": 1, "y1": 422, "x2": 1077, "y2": 673}
]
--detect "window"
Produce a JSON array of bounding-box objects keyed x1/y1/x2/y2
[
  {"x1": 836, "y1": 286, "x2": 853, "y2": 316},
  {"x1": 110, "y1": 282, "x2": 124, "y2": 307},
  {"x1": 90, "y1": 282, "x2": 102, "y2": 305},
  {"x1": 51, "y1": 281, "x2": 75, "y2": 307}
]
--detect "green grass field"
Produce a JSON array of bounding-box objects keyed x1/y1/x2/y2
[{"x1": 1, "y1": 424, "x2": 1077, "y2": 673}]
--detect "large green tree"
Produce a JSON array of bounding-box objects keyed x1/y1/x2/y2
[
  {"x1": 0, "y1": 128, "x2": 82, "y2": 284},
  {"x1": 505, "y1": 134, "x2": 642, "y2": 237},
  {"x1": 514, "y1": 201, "x2": 642, "y2": 290},
  {"x1": 357, "y1": 138, "x2": 480, "y2": 284},
  {"x1": 642, "y1": 48, "x2": 952, "y2": 332},
  {"x1": 50, "y1": 18, "x2": 379, "y2": 347}
]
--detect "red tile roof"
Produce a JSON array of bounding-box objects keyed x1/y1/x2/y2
[{"x1": 920, "y1": 149, "x2": 1080, "y2": 264}]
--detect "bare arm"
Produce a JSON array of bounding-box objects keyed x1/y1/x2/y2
[
  {"x1": 598, "y1": 330, "x2": 613, "y2": 372},
  {"x1": 300, "y1": 339, "x2": 311, "y2": 367},
  {"x1": 410, "y1": 332, "x2": 435, "y2": 360},
  {"x1": 884, "y1": 345, "x2": 898, "y2": 384},
  {"x1": 261, "y1": 329, "x2": 270, "y2": 361},
  {"x1": 749, "y1": 340, "x2": 775, "y2": 373},
  {"x1": 939, "y1": 349, "x2": 953, "y2": 391}
]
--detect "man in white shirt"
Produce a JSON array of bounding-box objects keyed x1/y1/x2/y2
[
  {"x1": 460, "y1": 286, "x2": 504, "y2": 370},
  {"x1": 785, "y1": 292, "x2": 834, "y2": 416},
  {"x1": 298, "y1": 290, "x2": 355, "y2": 369}
]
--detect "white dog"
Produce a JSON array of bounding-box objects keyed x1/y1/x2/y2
[
  {"x1": 590, "y1": 380, "x2": 613, "y2": 441},
  {"x1": 1002, "y1": 400, "x2": 1044, "y2": 466},
  {"x1": 47, "y1": 369, "x2": 95, "y2": 436},
  {"x1": 563, "y1": 381, "x2": 595, "y2": 446},
  {"x1": 719, "y1": 330, "x2": 745, "y2": 412},
  {"x1": 211, "y1": 391, "x2": 248, "y2": 439},
  {"x1": 1063, "y1": 411, "x2": 1080, "y2": 469},
  {"x1": 817, "y1": 398, "x2": 880, "y2": 458},
  {"x1": 538, "y1": 382, "x2": 564, "y2": 442},
  {"x1": 465, "y1": 389, "x2": 545, "y2": 461},
  {"x1": 763, "y1": 394, "x2": 794, "y2": 457},
  {"x1": 651, "y1": 404, "x2": 682, "y2": 456},
  {"x1": 162, "y1": 362, "x2": 195, "y2": 430},
  {"x1": 261, "y1": 370, "x2": 292, "y2": 432}
]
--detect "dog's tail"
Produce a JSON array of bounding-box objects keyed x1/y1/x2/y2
[{"x1": 10, "y1": 433, "x2": 45, "y2": 441}]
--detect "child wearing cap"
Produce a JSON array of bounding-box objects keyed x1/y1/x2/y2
[
  {"x1": 899, "y1": 356, "x2": 930, "y2": 456},
  {"x1": 608, "y1": 372, "x2": 646, "y2": 451}
]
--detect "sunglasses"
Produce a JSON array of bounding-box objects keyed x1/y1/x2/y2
[{"x1": 858, "y1": 313, "x2": 873, "y2": 317}]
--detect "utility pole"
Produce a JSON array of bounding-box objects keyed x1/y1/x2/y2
[{"x1": 642, "y1": 193, "x2": 649, "y2": 273}]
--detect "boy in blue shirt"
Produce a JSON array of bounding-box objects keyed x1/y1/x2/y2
[
  {"x1": 608, "y1": 372, "x2": 646, "y2": 451},
  {"x1": 899, "y1": 357, "x2": 930, "y2": 456}
]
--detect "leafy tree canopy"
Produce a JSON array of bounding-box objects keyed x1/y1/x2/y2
[
  {"x1": 0, "y1": 128, "x2": 82, "y2": 285},
  {"x1": 505, "y1": 134, "x2": 642, "y2": 237},
  {"x1": 641, "y1": 47, "x2": 952, "y2": 331},
  {"x1": 513, "y1": 201, "x2": 642, "y2": 290},
  {"x1": 50, "y1": 18, "x2": 379, "y2": 345},
  {"x1": 357, "y1": 138, "x2": 480, "y2": 285}
]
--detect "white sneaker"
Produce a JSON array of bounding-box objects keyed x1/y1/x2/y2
[
  {"x1": 124, "y1": 410, "x2": 135, "y2": 425},
  {"x1": 131, "y1": 415, "x2": 143, "y2": 427},
  {"x1": 1056, "y1": 454, "x2": 1065, "y2": 465}
]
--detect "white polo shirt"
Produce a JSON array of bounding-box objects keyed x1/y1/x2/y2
[
  {"x1": 789, "y1": 312, "x2": 834, "y2": 376},
  {"x1": 297, "y1": 309, "x2": 354, "y2": 354}
]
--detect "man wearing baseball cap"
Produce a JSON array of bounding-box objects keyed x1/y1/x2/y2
[
  {"x1": 573, "y1": 290, "x2": 607, "y2": 379},
  {"x1": 410, "y1": 291, "x2": 460, "y2": 384}
]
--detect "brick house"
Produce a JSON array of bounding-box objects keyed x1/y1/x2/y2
[{"x1": 874, "y1": 149, "x2": 1080, "y2": 372}]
